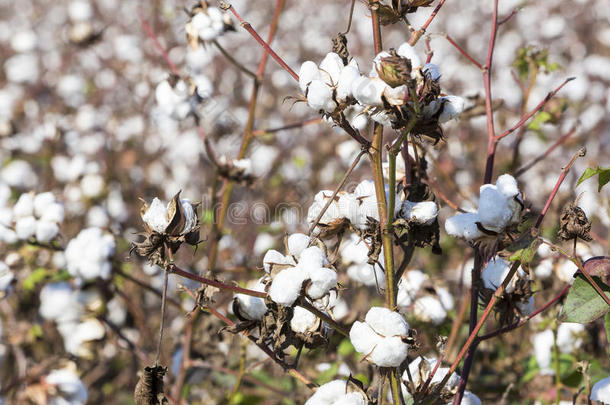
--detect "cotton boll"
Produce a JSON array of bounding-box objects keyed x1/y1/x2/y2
[
  {"x1": 35, "y1": 221, "x2": 59, "y2": 243},
  {"x1": 299, "y1": 61, "x2": 320, "y2": 93},
  {"x1": 590, "y1": 376, "x2": 610, "y2": 404},
  {"x1": 40, "y1": 203, "x2": 65, "y2": 223},
  {"x1": 349, "y1": 321, "x2": 380, "y2": 355},
  {"x1": 516, "y1": 296, "x2": 535, "y2": 316},
  {"x1": 338, "y1": 192, "x2": 360, "y2": 224},
  {"x1": 15, "y1": 216, "x2": 37, "y2": 240},
  {"x1": 482, "y1": 258, "x2": 522, "y2": 293},
  {"x1": 268, "y1": 268, "x2": 306, "y2": 306},
  {"x1": 438, "y1": 96, "x2": 465, "y2": 123},
  {"x1": 141, "y1": 198, "x2": 169, "y2": 233},
  {"x1": 235, "y1": 280, "x2": 267, "y2": 321},
  {"x1": 336, "y1": 64, "x2": 361, "y2": 102},
  {"x1": 445, "y1": 212, "x2": 483, "y2": 240},
  {"x1": 319, "y1": 52, "x2": 344, "y2": 84},
  {"x1": 45, "y1": 368, "x2": 88, "y2": 404},
  {"x1": 347, "y1": 262, "x2": 385, "y2": 287},
  {"x1": 370, "y1": 335, "x2": 409, "y2": 367},
  {"x1": 253, "y1": 233, "x2": 275, "y2": 256},
  {"x1": 403, "y1": 200, "x2": 438, "y2": 225},
  {"x1": 365, "y1": 307, "x2": 408, "y2": 337},
  {"x1": 33, "y1": 192, "x2": 55, "y2": 218},
  {"x1": 534, "y1": 259, "x2": 554, "y2": 279},
  {"x1": 422, "y1": 63, "x2": 440, "y2": 80},
  {"x1": 397, "y1": 42, "x2": 422, "y2": 68},
  {"x1": 0, "y1": 226, "x2": 17, "y2": 244},
  {"x1": 262, "y1": 249, "x2": 289, "y2": 273},
  {"x1": 13, "y1": 193, "x2": 34, "y2": 219},
  {"x1": 478, "y1": 184, "x2": 512, "y2": 232},
  {"x1": 396, "y1": 269, "x2": 429, "y2": 310},
  {"x1": 334, "y1": 392, "x2": 367, "y2": 405},
  {"x1": 290, "y1": 306, "x2": 318, "y2": 334},
  {"x1": 287, "y1": 233, "x2": 311, "y2": 257},
  {"x1": 496, "y1": 174, "x2": 520, "y2": 199},
  {"x1": 414, "y1": 295, "x2": 447, "y2": 325},
  {"x1": 298, "y1": 246, "x2": 328, "y2": 270},
  {"x1": 533, "y1": 329, "x2": 554, "y2": 373},
  {"x1": 352, "y1": 76, "x2": 387, "y2": 107},
  {"x1": 80, "y1": 174, "x2": 104, "y2": 198},
  {"x1": 65, "y1": 228, "x2": 115, "y2": 281},
  {"x1": 39, "y1": 282, "x2": 82, "y2": 324},
  {"x1": 307, "y1": 267, "x2": 337, "y2": 299},
  {"x1": 457, "y1": 391, "x2": 482, "y2": 405},
  {"x1": 0, "y1": 262, "x2": 14, "y2": 292},
  {"x1": 556, "y1": 323, "x2": 585, "y2": 353},
  {"x1": 436, "y1": 287, "x2": 455, "y2": 311},
  {"x1": 307, "y1": 80, "x2": 336, "y2": 112},
  {"x1": 556, "y1": 260, "x2": 577, "y2": 283},
  {"x1": 304, "y1": 380, "x2": 348, "y2": 405}
]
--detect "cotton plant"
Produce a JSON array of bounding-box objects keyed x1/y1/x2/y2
[
  {"x1": 349, "y1": 307, "x2": 410, "y2": 367},
  {"x1": 396, "y1": 269, "x2": 454, "y2": 325},
  {"x1": 65, "y1": 227, "x2": 115, "y2": 282},
  {"x1": 304, "y1": 379, "x2": 368, "y2": 405},
  {"x1": 185, "y1": 1, "x2": 233, "y2": 47}
]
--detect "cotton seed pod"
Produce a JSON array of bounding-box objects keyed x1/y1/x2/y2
[
  {"x1": 375, "y1": 49, "x2": 413, "y2": 88},
  {"x1": 134, "y1": 365, "x2": 168, "y2": 405},
  {"x1": 558, "y1": 202, "x2": 592, "y2": 241}
]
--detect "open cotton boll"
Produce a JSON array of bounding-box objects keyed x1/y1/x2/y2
[
  {"x1": 268, "y1": 268, "x2": 307, "y2": 306},
  {"x1": 516, "y1": 296, "x2": 535, "y2": 316},
  {"x1": 364, "y1": 307, "x2": 408, "y2": 337},
  {"x1": 319, "y1": 52, "x2": 344, "y2": 84},
  {"x1": 349, "y1": 320, "x2": 381, "y2": 355},
  {"x1": 454, "y1": 391, "x2": 482, "y2": 405},
  {"x1": 141, "y1": 197, "x2": 169, "y2": 233},
  {"x1": 299, "y1": 61, "x2": 321, "y2": 93},
  {"x1": 556, "y1": 260, "x2": 578, "y2": 283},
  {"x1": 403, "y1": 357, "x2": 460, "y2": 391},
  {"x1": 33, "y1": 192, "x2": 56, "y2": 218},
  {"x1": 235, "y1": 280, "x2": 267, "y2": 321},
  {"x1": 482, "y1": 258, "x2": 523, "y2": 293},
  {"x1": 299, "y1": 246, "x2": 329, "y2": 270},
  {"x1": 334, "y1": 392, "x2": 367, "y2": 405},
  {"x1": 45, "y1": 368, "x2": 88, "y2": 405},
  {"x1": 307, "y1": 267, "x2": 338, "y2": 299},
  {"x1": 65, "y1": 227, "x2": 115, "y2": 281},
  {"x1": 590, "y1": 376, "x2": 610, "y2": 404},
  {"x1": 336, "y1": 63, "x2": 361, "y2": 102},
  {"x1": 436, "y1": 287, "x2": 455, "y2": 311},
  {"x1": 414, "y1": 295, "x2": 447, "y2": 325},
  {"x1": 556, "y1": 322, "x2": 585, "y2": 354},
  {"x1": 307, "y1": 80, "x2": 336, "y2": 112},
  {"x1": 15, "y1": 216, "x2": 37, "y2": 239},
  {"x1": 338, "y1": 193, "x2": 360, "y2": 224},
  {"x1": 383, "y1": 85, "x2": 408, "y2": 106},
  {"x1": 39, "y1": 282, "x2": 82, "y2": 324},
  {"x1": 445, "y1": 212, "x2": 483, "y2": 240},
  {"x1": 422, "y1": 63, "x2": 441, "y2": 80},
  {"x1": 307, "y1": 194, "x2": 342, "y2": 225},
  {"x1": 396, "y1": 269, "x2": 428, "y2": 309},
  {"x1": 287, "y1": 233, "x2": 311, "y2": 257},
  {"x1": 397, "y1": 42, "x2": 422, "y2": 68},
  {"x1": 496, "y1": 174, "x2": 520, "y2": 199},
  {"x1": 304, "y1": 380, "x2": 367, "y2": 405},
  {"x1": 370, "y1": 335, "x2": 409, "y2": 367},
  {"x1": 438, "y1": 96, "x2": 465, "y2": 123},
  {"x1": 478, "y1": 184, "x2": 512, "y2": 232},
  {"x1": 180, "y1": 199, "x2": 197, "y2": 234},
  {"x1": 262, "y1": 249, "x2": 291, "y2": 273},
  {"x1": 290, "y1": 306, "x2": 318, "y2": 334},
  {"x1": 35, "y1": 220, "x2": 59, "y2": 243},
  {"x1": 13, "y1": 193, "x2": 34, "y2": 218},
  {"x1": 402, "y1": 200, "x2": 438, "y2": 225},
  {"x1": 533, "y1": 329, "x2": 554, "y2": 374},
  {"x1": 352, "y1": 76, "x2": 387, "y2": 107},
  {"x1": 347, "y1": 262, "x2": 385, "y2": 287}
]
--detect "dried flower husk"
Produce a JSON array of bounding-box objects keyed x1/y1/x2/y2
[
  {"x1": 558, "y1": 202, "x2": 592, "y2": 242},
  {"x1": 134, "y1": 365, "x2": 168, "y2": 405}
]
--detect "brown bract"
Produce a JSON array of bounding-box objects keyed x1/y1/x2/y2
[{"x1": 558, "y1": 202, "x2": 592, "y2": 242}]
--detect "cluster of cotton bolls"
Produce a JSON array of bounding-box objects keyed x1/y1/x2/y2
[
  {"x1": 0, "y1": 190, "x2": 64, "y2": 244},
  {"x1": 298, "y1": 42, "x2": 465, "y2": 128},
  {"x1": 340, "y1": 233, "x2": 385, "y2": 287},
  {"x1": 43, "y1": 366, "x2": 89, "y2": 405},
  {"x1": 155, "y1": 74, "x2": 213, "y2": 121},
  {"x1": 64, "y1": 227, "x2": 115, "y2": 282},
  {"x1": 349, "y1": 306, "x2": 410, "y2": 367},
  {"x1": 39, "y1": 282, "x2": 106, "y2": 358},
  {"x1": 532, "y1": 322, "x2": 585, "y2": 375},
  {"x1": 396, "y1": 269, "x2": 455, "y2": 325},
  {"x1": 400, "y1": 357, "x2": 481, "y2": 405},
  {"x1": 185, "y1": 3, "x2": 233, "y2": 44},
  {"x1": 445, "y1": 174, "x2": 524, "y2": 240},
  {"x1": 263, "y1": 233, "x2": 338, "y2": 307}
]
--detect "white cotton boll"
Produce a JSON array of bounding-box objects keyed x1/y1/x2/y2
[
  {"x1": 370, "y1": 51, "x2": 391, "y2": 77},
  {"x1": 0, "y1": 261, "x2": 14, "y2": 292},
  {"x1": 40, "y1": 202, "x2": 65, "y2": 223},
  {"x1": 2, "y1": 160, "x2": 36, "y2": 188},
  {"x1": 534, "y1": 259, "x2": 554, "y2": 279},
  {"x1": 299, "y1": 61, "x2": 320, "y2": 93},
  {"x1": 45, "y1": 368, "x2": 88, "y2": 405},
  {"x1": 33, "y1": 192, "x2": 56, "y2": 218},
  {"x1": 235, "y1": 281, "x2": 267, "y2": 321},
  {"x1": 334, "y1": 392, "x2": 367, "y2": 405},
  {"x1": 482, "y1": 258, "x2": 521, "y2": 293},
  {"x1": 13, "y1": 193, "x2": 34, "y2": 218},
  {"x1": 352, "y1": 76, "x2": 386, "y2": 107},
  {"x1": 336, "y1": 64, "x2": 361, "y2": 102},
  {"x1": 0, "y1": 226, "x2": 17, "y2": 244},
  {"x1": 304, "y1": 380, "x2": 348, "y2": 405},
  {"x1": 346, "y1": 105, "x2": 369, "y2": 130},
  {"x1": 338, "y1": 193, "x2": 359, "y2": 224},
  {"x1": 445, "y1": 212, "x2": 483, "y2": 240},
  {"x1": 436, "y1": 287, "x2": 455, "y2": 311},
  {"x1": 253, "y1": 233, "x2": 275, "y2": 257},
  {"x1": 556, "y1": 323, "x2": 585, "y2": 353},
  {"x1": 62, "y1": 318, "x2": 105, "y2": 356},
  {"x1": 307, "y1": 80, "x2": 336, "y2": 112},
  {"x1": 383, "y1": 84, "x2": 407, "y2": 106},
  {"x1": 87, "y1": 206, "x2": 109, "y2": 228},
  {"x1": 16, "y1": 216, "x2": 37, "y2": 240},
  {"x1": 457, "y1": 391, "x2": 482, "y2": 405},
  {"x1": 288, "y1": 233, "x2": 311, "y2": 257},
  {"x1": 533, "y1": 329, "x2": 554, "y2": 374},
  {"x1": 397, "y1": 42, "x2": 422, "y2": 68},
  {"x1": 355, "y1": 180, "x2": 376, "y2": 199},
  {"x1": 4, "y1": 53, "x2": 39, "y2": 83},
  {"x1": 0, "y1": 207, "x2": 12, "y2": 227},
  {"x1": 438, "y1": 96, "x2": 465, "y2": 123},
  {"x1": 402, "y1": 200, "x2": 438, "y2": 225},
  {"x1": 348, "y1": 262, "x2": 385, "y2": 287},
  {"x1": 591, "y1": 376, "x2": 610, "y2": 404},
  {"x1": 478, "y1": 184, "x2": 512, "y2": 232},
  {"x1": 365, "y1": 307, "x2": 408, "y2": 337},
  {"x1": 80, "y1": 174, "x2": 104, "y2": 198},
  {"x1": 35, "y1": 221, "x2": 59, "y2": 243},
  {"x1": 496, "y1": 174, "x2": 520, "y2": 199},
  {"x1": 414, "y1": 295, "x2": 447, "y2": 325},
  {"x1": 39, "y1": 282, "x2": 82, "y2": 324},
  {"x1": 319, "y1": 52, "x2": 344, "y2": 84},
  {"x1": 422, "y1": 63, "x2": 440, "y2": 80},
  {"x1": 68, "y1": 0, "x2": 93, "y2": 21},
  {"x1": 307, "y1": 267, "x2": 337, "y2": 299},
  {"x1": 299, "y1": 246, "x2": 328, "y2": 270},
  {"x1": 370, "y1": 110, "x2": 394, "y2": 126},
  {"x1": 65, "y1": 228, "x2": 115, "y2": 281},
  {"x1": 356, "y1": 195, "x2": 380, "y2": 226},
  {"x1": 106, "y1": 297, "x2": 126, "y2": 326},
  {"x1": 350, "y1": 321, "x2": 380, "y2": 355},
  {"x1": 141, "y1": 198, "x2": 169, "y2": 233},
  {"x1": 268, "y1": 268, "x2": 306, "y2": 306},
  {"x1": 517, "y1": 296, "x2": 535, "y2": 316},
  {"x1": 557, "y1": 260, "x2": 578, "y2": 283},
  {"x1": 396, "y1": 269, "x2": 429, "y2": 310},
  {"x1": 370, "y1": 336, "x2": 409, "y2": 367},
  {"x1": 263, "y1": 249, "x2": 288, "y2": 273},
  {"x1": 290, "y1": 306, "x2": 318, "y2": 334},
  {"x1": 11, "y1": 30, "x2": 37, "y2": 53}
]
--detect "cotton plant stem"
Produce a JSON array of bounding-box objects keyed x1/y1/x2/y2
[
  {"x1": 212, "y1": 39, "x2": 257, "y2": 79},
  {"x1": 139, "y1": 14, "x2": 180, "y2": 76},
  {"x1": 408, "y1": 0, "x2": 446, "y2": 46},
  {"x1": 227, "y1": 340, "x2": 248, "y2": 404},
  {"x1": 170, "y1": 264, "x2": 266, "y2": 298},
  {"x1": 515, "y1": 126, "x2": 577, "y2": 177},
  {"x1": 154, "y1": 266, "x2": 169, "y2": 366},
  {"x1": 252, "y1": 117, "x2": 322, "y2": 136},
  {"x1": 299, "y1": 300, "x2": 350, "y2": 337}
]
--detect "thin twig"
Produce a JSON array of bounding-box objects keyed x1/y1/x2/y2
[
  {"x1": 212, "y1": 39, "x2": 257, "y2": 79},
  {"x1": 408, "y1": 0, "x2": 446, "y2": 46}
]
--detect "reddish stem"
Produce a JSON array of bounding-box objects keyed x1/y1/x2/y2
[
  {"x1": 170, "y1": 264, "x2": 267, "y2": 298},
  {"x1": 408, "y1": 0, "x2": 446, "y2": 46},
  {"x1": 444, "y1": 35, "x2": 484, "y2": 70},
  {"x1": 139, "y1": 14, "x2": 180, "y2": 76},
  {"x1": 515, "y1": 126, "x2": 578, "y2": 177}
]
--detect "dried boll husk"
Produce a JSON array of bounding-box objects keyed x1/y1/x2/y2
[
  {"x1": 558, "y1": 202, "x2": 592, "y2": 242},
  {"x1": 376, "y1": 49, "x2": 413, "y2": 88},
  {"x1": 134, "y1": 365, "x2": 168, "y2": 405}
]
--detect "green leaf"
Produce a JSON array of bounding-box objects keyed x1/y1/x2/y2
[
  {"x1": 559, "y1": 274, "x2": 610, "y2": 323},
  {"x1": 605, "y1": 312, "x2": 610, "y2": 345},
  {"x1": 527, "y1": 111, "x2": 552, "y2": 130},
  {"x1": 507, "y1": 236, "x2": 541, "y2": 268},
  {"x1": 576, "y1": 166, "x2": 610, "y2": 191},
  {"x1": 23, "y1": 268, "x2": 48, "y2": 291}
]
